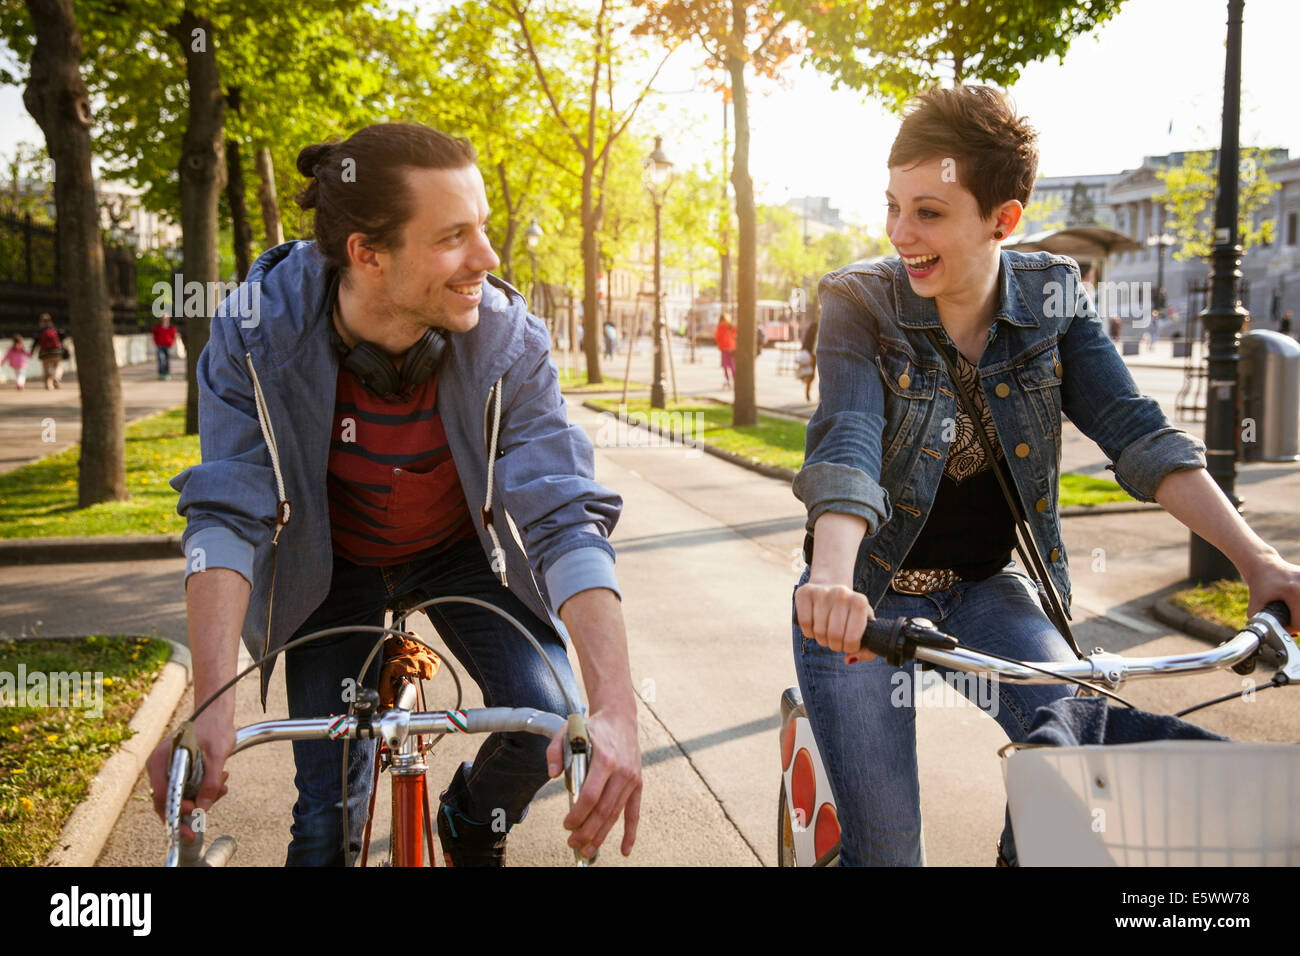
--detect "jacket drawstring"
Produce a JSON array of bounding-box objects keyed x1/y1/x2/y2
[
  {"x1": 482, "y1": 377, "x2": 507, "y2": 587},
  {"x1": 246, "y1": 352, "x2": 291, "y2": 708}
]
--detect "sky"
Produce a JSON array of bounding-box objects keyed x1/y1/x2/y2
[{"x1": 2, "y1": 0, "x2": 1297, "y2": 231}]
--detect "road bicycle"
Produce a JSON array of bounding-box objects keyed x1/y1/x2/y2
[
  {"x1": 779, "y1": 600, "x2": 1299, "y2": 866},
  {"x1": 163, "y1": 596, "x2": 594, "y2": 867}
]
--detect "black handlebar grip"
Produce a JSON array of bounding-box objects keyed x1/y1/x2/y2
[
  {"x1": 862, "y1": 617, "x2": 901, "y2": 659},
  {"x1": 1261, "y1": 599, "x2": 1291, "y2": 629}
]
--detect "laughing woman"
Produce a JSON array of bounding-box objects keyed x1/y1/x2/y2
[{"x1": 790, "y1": 85, "x2": 1300, "y2": 867}]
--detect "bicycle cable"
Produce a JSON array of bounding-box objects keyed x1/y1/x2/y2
[
  {"x1": 341, "y1": 614, "x2": 465, "y2": 868},
  {"x1": 338, "y1": 594, "x2": 580, "y2": 867},
  {"x1": 922, "y1": 646, "x2": 1139, "y2": 709},
  {"x1": 1175, "y1": 672, "x2": 1292, "y2": 718}
]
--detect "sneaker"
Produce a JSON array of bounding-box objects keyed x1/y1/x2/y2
[{"x1": 436, "y1": 803, "x2": 507, "y2": 867}]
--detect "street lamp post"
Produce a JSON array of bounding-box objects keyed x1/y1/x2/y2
[
  {"x1": 525, "y1": 216, "x2": 543, "y2": 310},
  {"x1": 643, "y1": 135, "x2": 674, "y2": 410},
  {"x1": 1146, "y1": 232, "x2": 1175, "y2": 312},
  {"x1": 1190, "y1": 0, "x2": 1247, "y2": 583}
]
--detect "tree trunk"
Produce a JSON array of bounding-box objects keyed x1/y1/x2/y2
[
  {"x1": 170, "y1": 9, "x2": 227, "y2": 435},
  {"x1": 226, "y1": 137, "x2": 252, "y2": 279},
  {"x1": 224, "y1": 86, "x2": 251, "y2": 278},
  {"x1": 254, "y1": 146, "x2": 283, "y2": 249},
  {"x1": 581, "y1": 163, "x2": 603, "y2": 383},
  {"x1": 23, "y1": 0, "x2": 126, "y2": 506},
  {"x1": 728, "y1": 0, "x2": 757, "y2": 427}
]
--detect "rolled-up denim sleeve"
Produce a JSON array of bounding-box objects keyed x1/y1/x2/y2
[
  {"x1": 792, "y1": 273, "x2": 892, "y2": 535},
  {"x1": 1056, "y1": 263, "x2": 1206, "y2": 502}
]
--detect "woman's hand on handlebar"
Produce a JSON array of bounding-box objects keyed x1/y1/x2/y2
[
  {"x1": 795, "y1": 576, "x2": 876, "y2": 664},
  {"x1": 1242, "y1": 550, "x2": 1300, "y2": 633}
]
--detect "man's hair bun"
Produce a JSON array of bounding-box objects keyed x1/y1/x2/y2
[{"x1": 295, "y1": 143, "x2": 334, "y2": 178}]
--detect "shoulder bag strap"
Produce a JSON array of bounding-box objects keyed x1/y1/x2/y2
[{"x1": 923, "y1": 329, "x2": 1083, "y2": 659}]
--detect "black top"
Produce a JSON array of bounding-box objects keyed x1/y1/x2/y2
[{"x1": 900, "y1": 352, "x2": 1017, "y2": 581}]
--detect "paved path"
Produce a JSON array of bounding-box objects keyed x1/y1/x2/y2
[{"x1": 0, "y1": 363, "x2": 186, "y2": 475}]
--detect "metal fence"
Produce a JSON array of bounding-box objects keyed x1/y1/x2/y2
[{"x1": 0, "y1": 207, "x2": 141, "y2": 336}]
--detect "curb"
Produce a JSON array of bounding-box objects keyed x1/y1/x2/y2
[
  {"x1": 0, "y1": 535, "x2": 183, "y2": 565},
  {"x1": 581, "y1": 399, "x2": 797, "y2": 484},
  {"x1": 1151, "y1": 596, "x2": 1236, "y2": 645},
  {"x1": 45, "y1": 638, "x2": 192, "y2": 867}
]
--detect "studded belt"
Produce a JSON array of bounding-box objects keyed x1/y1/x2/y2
[{"x1": 890, "y1": 567, "x2": 962, "y2": 595}]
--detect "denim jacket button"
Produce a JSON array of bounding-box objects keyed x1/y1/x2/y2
[
  {"x1": 995, "y1": 382, "x2": 1011, "y2": 398},
  {"x1": 1050, "y1": 547, "x2": 1061, "y2": 562},
  {"x1": 898, "y1": 372, "x2": 911, "y2": 389},
  {"x1": 1036, "y1": 497, "x2": 1048, "y2": 513},
  {"x1": 1053, "y1": 360, "x2": 1063, "y2": 378},
  {"x1": 1015, "y1": 442, "x2": 1030, "y2": 458}
]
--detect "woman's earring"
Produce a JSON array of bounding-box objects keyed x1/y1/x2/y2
[{"x1": 993, "y1": 229, "x2": 1005, "y2": 240}]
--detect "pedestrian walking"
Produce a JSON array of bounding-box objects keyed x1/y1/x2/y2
[
  {"x1": 797, "y1": 319, "x2": 819, "y2": 401},
  {"x1": 4, "y1": 335, "x2": 31, "y2": 390},
  {"x1": 1281, "y1": 310, "x2": 1293, "y2": 338},
  {"x1": 603, "y1": 319, "x2": 617, "y2": 360},
  {"x1": 714, "y1": 313, "x2": 736, "y2": 388},
  {"x1": 791, "y1": 84, "x2": 1300, "y2": 869},
  {"x1": 35, "y1": 313, "x2": 64, "y2": 389},
  {"x1": 152, "y1": 313, "x2": 178, "y2": 380}
]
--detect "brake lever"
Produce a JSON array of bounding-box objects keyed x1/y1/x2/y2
[
  {"x1": 562, "y1": 713, "x2": 595, "y2": 867},
  {"x1": 164, "y1": 721, "x2": 205, "y2": 867}
]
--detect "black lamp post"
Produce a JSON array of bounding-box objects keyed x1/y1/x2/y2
[
  {"x1": 1190, "y1": 0, "x2": 1248, "y2": 583},
  {"x1": 643, "y1": 135, "x2": 674, "y2": 410},
  {"x1": 1146, "y1": 231, "x2": 1175, "y2": 312},
  {"x1": 525, "y1": 217, "x2": 543, "y2": 304}
]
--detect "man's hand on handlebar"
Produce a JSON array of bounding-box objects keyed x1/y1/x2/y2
[
  {"x1": 545, "y1": 706, "x2": 641, "y2": 859},
  {"x1": 795, "y1": 577, "x2": 877, "y2": 664},
  {"x1": 147, "y1": 699, "x2": 235, "y2": 842}
]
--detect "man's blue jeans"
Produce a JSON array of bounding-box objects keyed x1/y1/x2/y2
[
  {"x1": 791, "y1": 564, "x2": 1077, "y2": 866},
  {"x1": 283, "y1": 535, "x2": 580, "y2": 866},
  {"x1": 156, "y1": 346, "x2": 170, "y2": 377}
]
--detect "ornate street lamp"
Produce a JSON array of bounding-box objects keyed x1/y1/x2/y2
[
  {"x1": 643, "y1": 135, "x2": 674, "y2": 409},
  {"x1": 1146, "y1": 232, "x2": 1175, "y2": 312},
  {"x1": 525, "y1": 217, "x2": 543, "y2": 302}
]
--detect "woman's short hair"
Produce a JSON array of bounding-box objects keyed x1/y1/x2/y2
[
  {"x1": 887, "y1": 85, "x2": 1038, "y2": 220},
  {"x1": 296, "y1": 123, "x2": 477, "y2": 273}
]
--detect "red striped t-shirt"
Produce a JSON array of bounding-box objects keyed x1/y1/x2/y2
[{"x1": 327, "y1": 367, "x2": 477, "y2": 565}]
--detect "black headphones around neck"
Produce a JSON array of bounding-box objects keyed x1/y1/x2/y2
[{"x1": 325, "y1": 270, "x2": 449, "y2": 400}]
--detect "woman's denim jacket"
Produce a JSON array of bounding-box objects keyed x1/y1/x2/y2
[{"x1": 793, "y1": 250, "x2": 1207, "y2": 616}]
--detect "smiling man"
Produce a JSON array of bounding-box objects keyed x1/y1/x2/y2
[{"x1": 146, "y1": 123, "x2": 640, "y2": 866}]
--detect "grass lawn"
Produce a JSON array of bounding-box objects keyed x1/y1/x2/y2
[
  {"x1": 1058, "y1": 472, "x2": 1134, "y2": 508},
  {"x1": 0, "y1": 407, "x2": 195, "y2": 539},
  {"x1": 1170, "y1": 580, "x2": 1250, "y2": 630},
  {"x1": 0, "y1": 635, "x2": 172, "y2": 866},
  {"x1": 587, "y1": 399, "x2": 1135, "y2": 508},
  {"x1": 587, "y1": 399, "x2": 806, "y2": 473},
  {"x1": 556, "y1": 368, "x2": 639, "y2": 392}
]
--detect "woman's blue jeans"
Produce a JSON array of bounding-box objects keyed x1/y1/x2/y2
[
  {"x1": 282, "y1": 535, "x2": 580, "y2": 866},
  {"x1": 791, "y1": 564, "x2": 1077, "y2": 866}
]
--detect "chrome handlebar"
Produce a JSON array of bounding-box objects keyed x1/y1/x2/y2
[{"x1": 164, "y1": 706, "x2": 585, "y2": 867}]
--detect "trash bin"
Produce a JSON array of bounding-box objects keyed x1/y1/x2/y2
[{"x1": 1238, "y1": 330, "x2": 1300, "y2": 462}]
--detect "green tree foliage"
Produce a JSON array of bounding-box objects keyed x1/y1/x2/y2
[
  {"x1": 1157, "y1": 148, "x2": 1279, "y2": 261},
  {"x1": 632, "y1": 0, "x2": 803, "y2": 424},
  {"x1": 783, "y1": 0, "x2": 1127, "y2": 112},
  {"x1": 501, "y1": 0, "x2": 678, "y2": 383}
]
